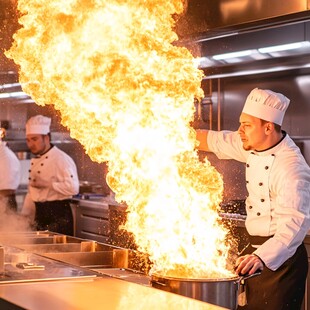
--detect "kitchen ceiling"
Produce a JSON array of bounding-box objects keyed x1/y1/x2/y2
[
  {"x1": 194, "y1": 21, "x2": 310, "y2": 79},
  {"x1": 175, "y1": 0, "x2": 310, "y2": 78},
  {"x1": 1, "y1": 0, "x2": 310, "y2": 103},
  {"x1": 175, "y1": 0, "x2": 310, "y2": 40}
]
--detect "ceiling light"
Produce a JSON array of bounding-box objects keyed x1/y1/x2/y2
[
  {"x1": 0, "y1": 83, "x2": 21, "y2": 89},
  {"x1": 258, "y1": 41, "x2": 310, "y2": 53},
  {"x1": 0, "y1": 91, "x2": 28, "y2": 99},
  {"x1": 193, "y1": 57, "x2": 217, "y2": 68},
  {"x1": 212, "y1": 49, "x2": 253, "y2": 60}
]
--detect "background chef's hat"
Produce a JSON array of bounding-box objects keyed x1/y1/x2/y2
[
  {"x1": 242, "y1": 88, "x2": 290, "y2": 125},
  {"x1": 26, "y1": 115, "x2": 51, "y2": 135}
]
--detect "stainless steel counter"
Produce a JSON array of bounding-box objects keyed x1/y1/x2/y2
[
  {"x1": 0, "y1": 231, "x2": 230, "y2": 309},
  {"x1": 1, "y1": 245, "x2": 98, "y2": 284},
  {"x1": 71, "y1": 196, "x2": 127, "y2": 213},
  {"x1": 0, "y1": 276, "x2": 227, "y2": 310},
  {"x1": 70, "y1": 197, "x2": 134, "y2": 247}
]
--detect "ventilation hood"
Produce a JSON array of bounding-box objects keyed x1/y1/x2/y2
[
  {"x1": 176, "y1": 0, "x2": 310, "y2": 41},
  {"x1": 1, "y1": 0, "x2": 310, "y2": 103},
  {"x1": 175, "y1": 0, "x2": 310, "y2": 78}
]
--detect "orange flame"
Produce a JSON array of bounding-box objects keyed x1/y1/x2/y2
[{"x1": 7, "y1": 0, "x2": 235, "y2": 278}]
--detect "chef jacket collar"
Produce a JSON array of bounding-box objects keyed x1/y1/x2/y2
[
  {"x1": 36, "y1": 144, "x2": 54, "y2": 158},
  {"x1": 253, "y1": 131, "x2": 286, "y2": 154}
]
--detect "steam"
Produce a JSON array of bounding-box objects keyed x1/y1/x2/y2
[{"x1": 0, "y1": 200, "x2": 32, "y2": 235}]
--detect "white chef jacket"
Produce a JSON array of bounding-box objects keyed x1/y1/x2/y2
[
  {"x1": 27, "y1": 146, "x2": 79, "y2": 202},
  {"x1": 207, "y1": 130, "x2": 310, "y2": 271},
  {"x1": 0, "y1": 141, "x2": 21, "y2": 190}
]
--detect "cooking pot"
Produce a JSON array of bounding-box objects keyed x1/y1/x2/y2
[{"x1": 150, "y1": 271, "x2": 261, "y2": 310}]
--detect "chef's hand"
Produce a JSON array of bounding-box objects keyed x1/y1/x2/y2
[{"x1": 235, "y1": 254, "x2": 264, "y2": 276}]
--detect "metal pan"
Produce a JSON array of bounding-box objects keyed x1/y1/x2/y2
[{"x1": 150, "y1": 271, "x2": 261, "y2": 310}]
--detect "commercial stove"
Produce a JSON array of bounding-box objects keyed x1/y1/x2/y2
[
  {"x1": 0, "y1": 231, "x2": 223, "y2": 310},
  {"x1": 0, "y1": 231, "x2": 151, "y2": 286},
  {"x1": 0, "y1": 245, "x2": 98, "y2": 284}
]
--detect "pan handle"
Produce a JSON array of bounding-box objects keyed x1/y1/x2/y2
[
  {"x1": 236, "y1": 271, "x2": 261, "y2": 308},
  {"x1": 234, "y1": 270, "x2": 261, "y2": 285},
  {"x1": 150, "y1": 279, "x2": 167, "y2": 287},
  {"x1": 239, "y1": 270, "x2": 261, "y2": 284}
]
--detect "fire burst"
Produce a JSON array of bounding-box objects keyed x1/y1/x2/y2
[{"x1": 7, "y1": 0, "x2": 235, "y2": 278}]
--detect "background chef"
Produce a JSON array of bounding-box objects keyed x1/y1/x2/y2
[
  {"x1": 196, "y1": 88, "x2": 310, "y2": 309},
  {"x1": 21, "y1": 115, "x2": 79, "y2": 235},
  {"x1": 0, "y1": 127, "x2": 21, "y2": 212}
]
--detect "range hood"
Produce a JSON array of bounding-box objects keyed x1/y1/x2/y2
[
  {"x1": 176, "y1": 0, "x2": 310, "y2": 40},
  {"x1": 1, "y1": 0, "x2": 310, "y2": 99},
  {"x1": 175, "y1": 0, "x2": 310, "y2": 77}
]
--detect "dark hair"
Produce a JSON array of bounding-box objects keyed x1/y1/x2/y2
[
  {"x1": 42, "y1": 133, "x2": 51, "y2": 140},
  {"x1": 260, "y1": 120, "x2": 281, "y2": 133}
]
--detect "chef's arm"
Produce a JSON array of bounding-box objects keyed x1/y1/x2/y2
[
  {"x1": 52, "y1": 175, "x2": 79, "y2": 196},
  {"x1": 196, "y1": 129, "x2": 210, "y2": 151},
  {"x1": 52, "y1": 159, "x2": 79, "y2": 196}
]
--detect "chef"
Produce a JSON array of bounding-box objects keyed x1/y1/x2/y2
[
  {"x1": 196, "y1": 88, "x2": 310, "y2": 309},
  {"x1": 0, "y1": 128, "x2": 21, "y2": 212},
  {"x1": 22, "y1": 115, "x2": 79, "y2": 235}
]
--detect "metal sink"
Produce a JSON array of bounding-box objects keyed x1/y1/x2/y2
[
  {"x1": 40, "y1": 248, "x2": 128, "y2": 268},
  {"x1": 0, "y1": 231, "x2": 151, "y2": 286},
  {"x1": 1, "y1": 245, "x2": 99, "y2": 284},
  {"x1": 1, "y1": 231, "x2": 130, "y2": 269},
  {"x1": 0, "y1": 231, "x2": 71, "y2": 245}
]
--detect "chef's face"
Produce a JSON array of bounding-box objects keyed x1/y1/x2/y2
[
  {"x1": 26, "y1": 134, "x2": 50, "y2": 155},
  {"x1": 238, "y1": 113, "x2": 270, "y2": 151}
]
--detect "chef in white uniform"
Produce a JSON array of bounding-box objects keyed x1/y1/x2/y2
[
  {"x1": 0, "y1": 128, "x2": 21, "y2": 212},
  {"x1": 22, "y1": 115, "x2": 79, "y2": 235},
  {"x1": 196, "y1": 88, "x2": 310, "y2": 310}
]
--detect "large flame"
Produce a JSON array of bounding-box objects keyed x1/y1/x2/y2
[{"x1": 7, "y1": 0, "x2": 235, "y2": 278}]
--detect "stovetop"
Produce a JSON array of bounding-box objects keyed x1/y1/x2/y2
[
  {"x1": 1, "y1": 244, "x2": 99, "y2": 284},
  {"x1": 92, "y1": 268, "x2": 151, "y2": 286}
]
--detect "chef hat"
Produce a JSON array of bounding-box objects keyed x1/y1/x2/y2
[
  {"x1": 26, "y1": 115, "x2": 51, "y2": 135},
  {"x1": 242, "y1": 88, "x2": 290, "y2": 125}
]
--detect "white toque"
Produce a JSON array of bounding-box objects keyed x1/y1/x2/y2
[
  {"x1": 242, "y1": 88, "x2": 290, "y2": 125},
  {"x1": 26, "y1": 115, "x2": 51, "y2": 135}
]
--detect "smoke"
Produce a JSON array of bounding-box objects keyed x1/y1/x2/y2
[{"x1": 0, "y1": 199, "x2": 32, "y2": 235}]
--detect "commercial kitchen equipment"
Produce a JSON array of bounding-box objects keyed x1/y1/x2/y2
[{"x1": 0, "y1": 230, "x2": 226, "y2": 309}]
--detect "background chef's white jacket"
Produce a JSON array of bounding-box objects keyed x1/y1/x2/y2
[
  {"x1": 207, "y1": 130, "x2": 310, "y2": 271},
  {"x1": 0, "y1": 141, "x2": 21, "y2": 190},
  {"x1": 27, "y1": 146, "x2": 79, "y2": 202}
]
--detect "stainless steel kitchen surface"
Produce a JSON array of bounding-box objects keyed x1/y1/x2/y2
[
  {"x1": 0, "y1": 230, "x2": 224, "y2": 310},
  {"x1": 1, "y1": 245, "x2": 98, "y2": 284},
  {"x1": 70, "y1": 198, "x2": 110, "y2": 243},
  {"x1": 0, "y1": 231, "x2": 151, "y2": 285},
  {"x1": 1, "y1": 1, "x2": 310, "y2": 309},
  {"x1": 0, "y1": 277, "x2": 223, "y2": 310},
  {"x1": 92, "y1": 268, "x2": 151, "y2": 286}
]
